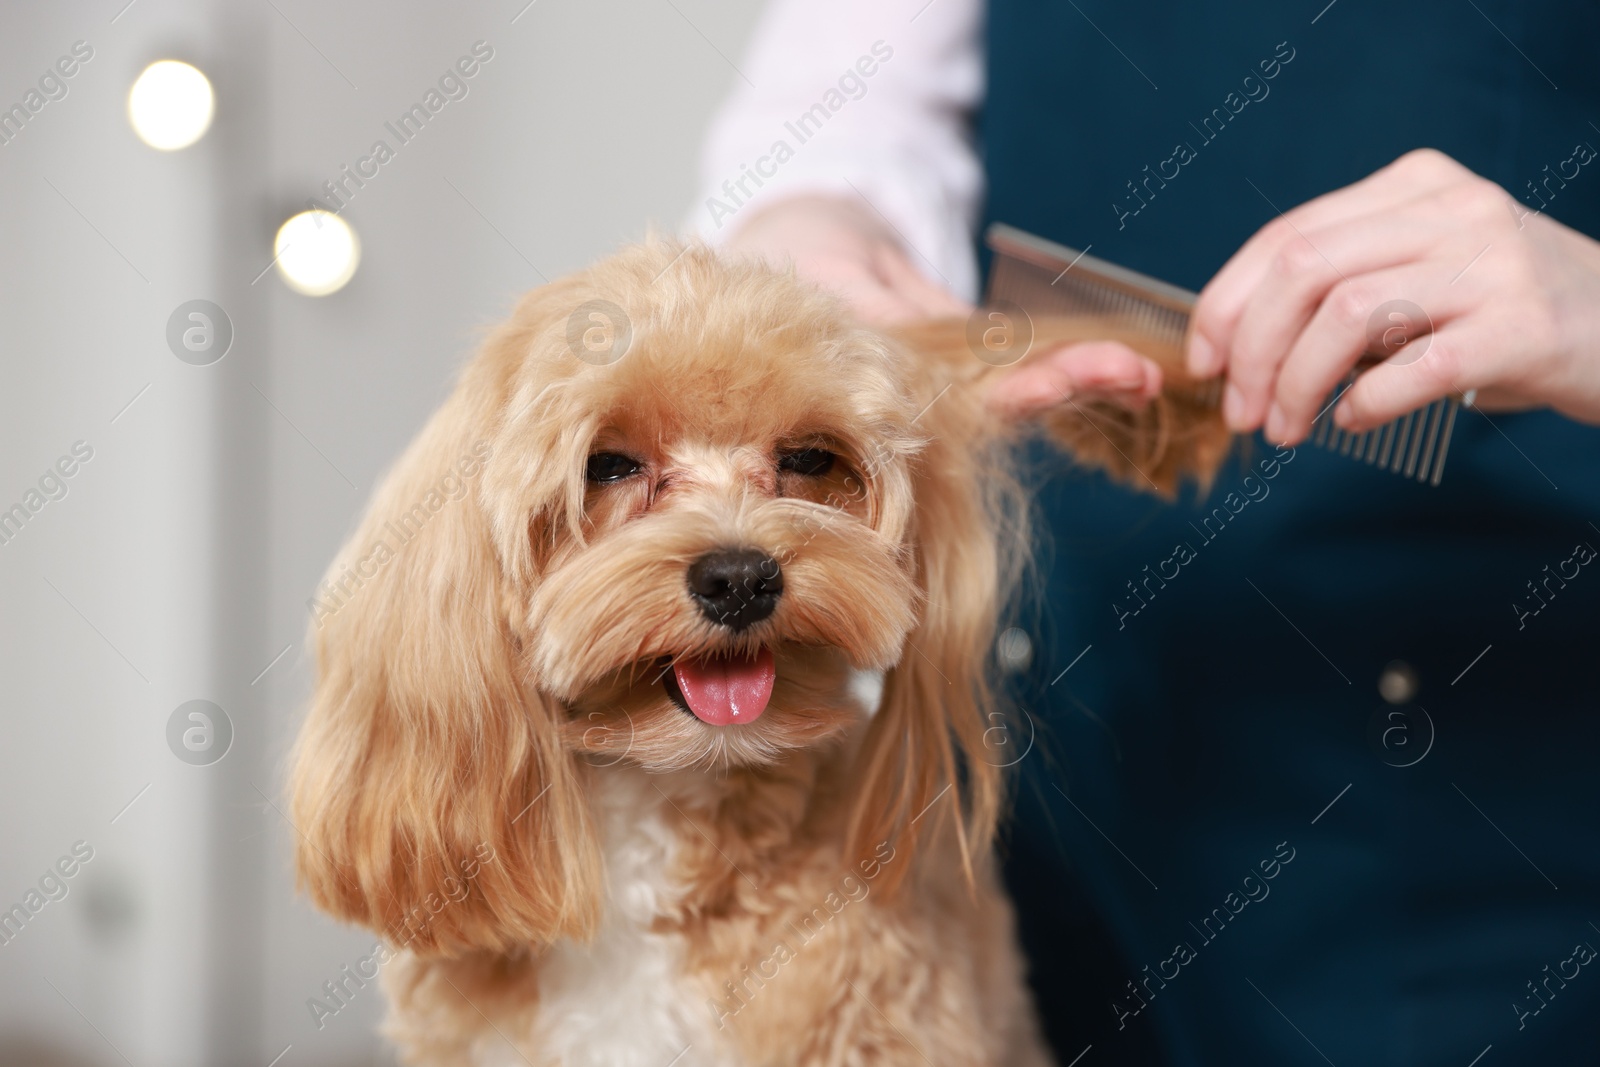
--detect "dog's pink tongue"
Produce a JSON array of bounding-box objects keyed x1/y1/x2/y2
[{"x1": 673, "y1": 649, "x2": 775, "y2": 726}]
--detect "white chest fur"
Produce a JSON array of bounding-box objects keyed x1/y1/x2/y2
[{"x1": 519, "y1": 769, "x2": 732, "y2": 1067}]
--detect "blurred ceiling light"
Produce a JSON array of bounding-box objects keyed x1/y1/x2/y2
[
  {"x1": 127, "y1": 60, "x2": 214, "y2": 150},
  {"x1": 274, "y1": 210, "x2": 360, "y2": 296}
]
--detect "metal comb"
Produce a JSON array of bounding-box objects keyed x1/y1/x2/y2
[{"x1": 984, "y1": 222, "x2": 1461, "y2": 486}]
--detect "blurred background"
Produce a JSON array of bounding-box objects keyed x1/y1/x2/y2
[{"x1": 0, "y1": 0, "x2": 760, "y2": 1063}]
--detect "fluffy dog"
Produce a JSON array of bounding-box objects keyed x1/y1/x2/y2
[{"x1": 289, "y1": 240, "x2": 1224, "y2": 1066}]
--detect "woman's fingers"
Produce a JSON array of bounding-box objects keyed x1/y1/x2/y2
[
  {"x1": 1223, "y1": 212, "x2": 1455, "y2": 431},
  {"x1": 722, "y1": 195, "x2": 969, "y2": 326},
  {"x1": 985, "y1": 341, "x2": 1162, "y2": 416},
  {"x1": 1189, "y1": 149, "x2": 1471, "y2": 377},
  {"x1": 1264, "y1": 265, "x2": 1470, "y2": 442},
  {"x1": 874, "y1": 242, "x2": 972, "y2": 318},
  {"x1": 826, "y1": 261, "x2": 934, "y2": 325},
  {"x1": 1329, "y1": 320, "x2": 1495, "y2": 432}
]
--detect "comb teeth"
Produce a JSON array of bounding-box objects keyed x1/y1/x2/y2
[
  {"x1": 997, "y1": 258, "x2": 1190, "y2": 349},
  {"x1": 1308, "y1": 372, "x2": 1460, "y2": 485},
  {"x1": 985, "y1": 223, "x2": 1457, "y2": 486}
]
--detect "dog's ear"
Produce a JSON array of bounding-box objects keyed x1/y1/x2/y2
[
  {"x1": 889, "y1": 316, "x2": 1234, "y2": 497},
  {"x1": 843, "y1": 372, "x2": 1020, "y2": 892},
  {"x1": 850, "y1": 314, "x2": 1232, "y2": 889},
  {"x1": 289, "y1": 311, "x2": 601, "y2": 956}
]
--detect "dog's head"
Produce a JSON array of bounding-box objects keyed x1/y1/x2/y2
[{"x1": 289, "y1": 241, "x2": 1019, "y2": 954}]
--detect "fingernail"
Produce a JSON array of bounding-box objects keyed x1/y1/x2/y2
[
  {"x1": 1188, "y1": 334, "x2": 1217, "y2": 376},
  {"x1": 1265, "y1": 403, "x2": 1286, "y2": 443},
  {"x1": 1223, "y1": 383, "x2": 1246, "y2": 428},
  {"x1": 1333, "y1": 401, "x2": 1353, "y2": 428}
]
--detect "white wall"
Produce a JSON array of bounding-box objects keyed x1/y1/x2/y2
[{"x1": 0, "y1": 0, "x2": 762, "y2": 1063}]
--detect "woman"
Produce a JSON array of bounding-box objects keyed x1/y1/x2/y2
[{"x1": 692, "y1": 1, "x2": 1600, "y2": 1062}]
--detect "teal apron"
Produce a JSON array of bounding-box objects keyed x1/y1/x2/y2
[{"x1": 982, "y1": 2, "x2": 1600, "y2": 1064}]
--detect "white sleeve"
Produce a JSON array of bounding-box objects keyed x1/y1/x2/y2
[{"x1": 686, "y1": 0, "x2": 986, "y2": 302}]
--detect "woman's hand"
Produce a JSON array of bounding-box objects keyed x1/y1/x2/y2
[
  {"x1": 724, "y1": 195, "x2": 1163, "y2": 415},
  {"x1": 724, "y1": 195, "x2": 970, "y2": 324},
  {"x1": 1188, "y1": 148, "x2": 1600, "y2": 443}
]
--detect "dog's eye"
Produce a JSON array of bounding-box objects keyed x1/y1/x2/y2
[
  {"x1": 778, "y1": 448, "x2": 836, "y2": 477},
  {"x1": 585, "y1": 452, "x2": 642, "y2": 484}
]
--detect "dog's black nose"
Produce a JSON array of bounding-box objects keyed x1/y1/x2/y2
[{"x1": 687, "y1": 548, "x2": 783, "y2": 630}]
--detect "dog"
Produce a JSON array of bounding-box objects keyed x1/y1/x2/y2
[{"x1": 289, "y1": 240, "x2": 1227, "y2": 1066}]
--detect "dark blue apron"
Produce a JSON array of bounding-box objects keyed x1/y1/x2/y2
[{"x1": 981, "y1": 3, "x2": 1600, "y2": 1064}]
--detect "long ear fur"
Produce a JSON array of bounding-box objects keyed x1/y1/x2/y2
[
  {"x1": 890, "y1": 316, "x2": 1235, "y2": 497},
  {"x1": 842, "y1": 356, "x2": 1025, "y2": 893},
  {"x1": 289, "y1": 297, "x2": 601, "y2": 956},
  {"x1": 851, "y1": 312, "x2": 1232, "y2": 891}
]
